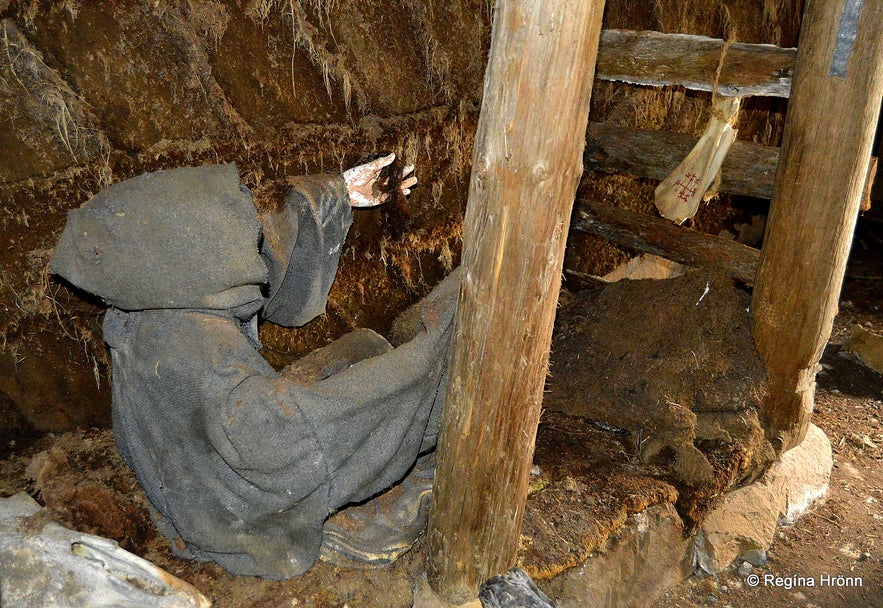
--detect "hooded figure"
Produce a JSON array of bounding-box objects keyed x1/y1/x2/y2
[{"x1": 51, "y1": 160, "x2": 458, "y2": 579}]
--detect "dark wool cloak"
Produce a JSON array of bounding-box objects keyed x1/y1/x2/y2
[{"x1": 51, "y1": 164, "x2": 456, "y2": 578}]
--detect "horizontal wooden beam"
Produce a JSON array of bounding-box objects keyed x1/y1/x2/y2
[
  {"x1": 596, "y1": 29, "x2": 796, "y2": 98},
  {"x1": 584, "y1": 122, "x2": 879, "y2": 205},
  {"x1": 584, "y1": 121, "x2": 780, "y2": 199},
  {"x1": 572, "y1": 198, "x2": 760, "y2": 284}
]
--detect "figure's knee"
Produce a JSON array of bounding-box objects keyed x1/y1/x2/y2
[{"x1": 281, "y1": 328, "x2": 393, "y2": 385}]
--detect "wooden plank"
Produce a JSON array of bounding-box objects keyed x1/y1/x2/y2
[
  {"x1": 571, "y1": 198, "x2": 760, "y2": 284},
  {"x1": 596, "y1": 29, "x2": 796, "y2": 98},
  {"x1": 750, "y1": 0, "x2": 883, "y2": 453},
  {"x1": 426, "y1": 0, "x2": 606, "y2": 602},
  {"x1": 584, "y1": 122, "x2": 879, "y2": 204},
  {"x1": 585, "y1": 122, "x2": 780, "y2": 199}
]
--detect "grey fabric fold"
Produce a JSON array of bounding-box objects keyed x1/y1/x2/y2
[
  {"x1": 260, "y1": 175, "x2": 353, "y2": 327},
  {"x1": 104, "y1": 271, "x2": 456, "y2": 578},
  {"x1": 51, "y1": 163, "x2": 459, "y2": 578}
]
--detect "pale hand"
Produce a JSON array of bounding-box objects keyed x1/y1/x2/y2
[{"x1": 343, "y1": 153, "x2": 417, "y2": 208}]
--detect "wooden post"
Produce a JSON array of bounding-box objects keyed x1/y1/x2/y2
[
  {"x1": 751, "y1": 0, "x2": 883, "y2": 453},
  {"x1": 426, "y1": 0, "x2": 605, "y2": 601}
]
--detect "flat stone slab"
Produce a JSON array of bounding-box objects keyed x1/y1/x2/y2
[
  {"x1": 695, "y1": 423, "x2": 832, "y2": 574},
  {"x1": 538, "y1": 423, "x2": 832, "y2": 607}
]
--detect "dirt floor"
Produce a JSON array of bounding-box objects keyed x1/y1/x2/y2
[{"x1": 653, "y1": 219, "x2": 883, "y2": 608}]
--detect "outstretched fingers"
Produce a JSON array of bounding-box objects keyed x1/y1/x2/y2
[
  {"x1": 368, "y1": 153, "x2": 396, "y2": 178},
  {"x1": 343, "y1": 153, "x2": 419, "y2": 207}
]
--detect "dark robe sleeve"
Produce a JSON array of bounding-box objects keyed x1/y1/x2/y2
[{"x1": 259, "y1": 174, "x2": 353, "y2": 327}]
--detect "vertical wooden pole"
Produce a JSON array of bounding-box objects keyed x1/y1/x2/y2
[
  {"x1": 751, "y1": 0, "x2": 883, "y2": 453},
  {"x1": 426, "y1": 0, "x2": 605, "y2": 601}
]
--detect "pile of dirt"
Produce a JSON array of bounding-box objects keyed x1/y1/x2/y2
[
  {"x1": 653, "y1": 254, "x2": 883, "y2": 608},
  {"x1": 546, "y1": 269, "x2": 775, "y2": 526},
  {"x1": 20, "y1": 429, "x2": 151, "y2": 553}
]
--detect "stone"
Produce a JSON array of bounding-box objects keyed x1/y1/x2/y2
[
  {"x1": 479, "y1": 568, "x2": 556, "y2": 608},
  {"x1": 693, "y1": 479, "x2": 782, "y2": 574},
  {"x1": 602, "y1": 254, "x2": 687, "y2": 282},
  {"x1": 766, "y1": 423, "x2": 833, "y2": 525},
  {"x1": 0, "y1": 492, "x2": 42, "y2": 520},
  {"x1": 0, "y1": 493, "x2": 211, "y2": 608},
  {"x1": 694, "y1": 423, "x2": 832, "y2": 574},
  {"x1": 846, "y1": 325, "x2": 883, "y2": 374},
  {"x1": 543, "y1": 504, "x2": 692, "y2": 608},
  {"x1": 738, "y1": 548, "x2": 768, "y2": 567}
]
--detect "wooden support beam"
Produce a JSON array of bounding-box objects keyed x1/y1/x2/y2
[
  {"x1": 584, "y1": 122, "x2": 878, "y2": 203},
  {"x1": 572, "y1": 198, "x2": 760, "y2": 284},
  {"x1": 426, "y1": 0, "x2": 605, "y2": 601},
  {"x1": 751, "y1": 0, "x2": 883, "y2": 453},
  {"x1": 584, "y1": 122, "x2": 781, "y2": 199},
  {"x1": 596, "y1": 29, "x2": 796, "y2": 97}
]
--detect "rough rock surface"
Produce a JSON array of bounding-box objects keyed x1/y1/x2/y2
[
  {"x1": 544, "y1": 504, "x2": 693, "y2": 608},
  {"x1": 694, "y1": 423, "x2": 832, "y2": 574},
  {"x1": 0, "y1": 492, "x2": 210, "y2": 608}
]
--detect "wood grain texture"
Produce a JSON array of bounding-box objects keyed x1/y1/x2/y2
[
  {"x1": 596, "y1": 29, "x2": 796, "y2": 97},
  {"x1": 572, "y1": 198, "x2": 761, "y2": 284},
  {"x1": 584, "y1": 122, "x2": 878, "y2": 202},
  {"x1": 584, "y1": 122, "x2": 781, "y2": 200},
  {"x1": 426, "y1": 0, "x2": 606, "y2": 601},
  {"x1": 750, "y1": 0, "x2": 883, "y2": 453}
]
